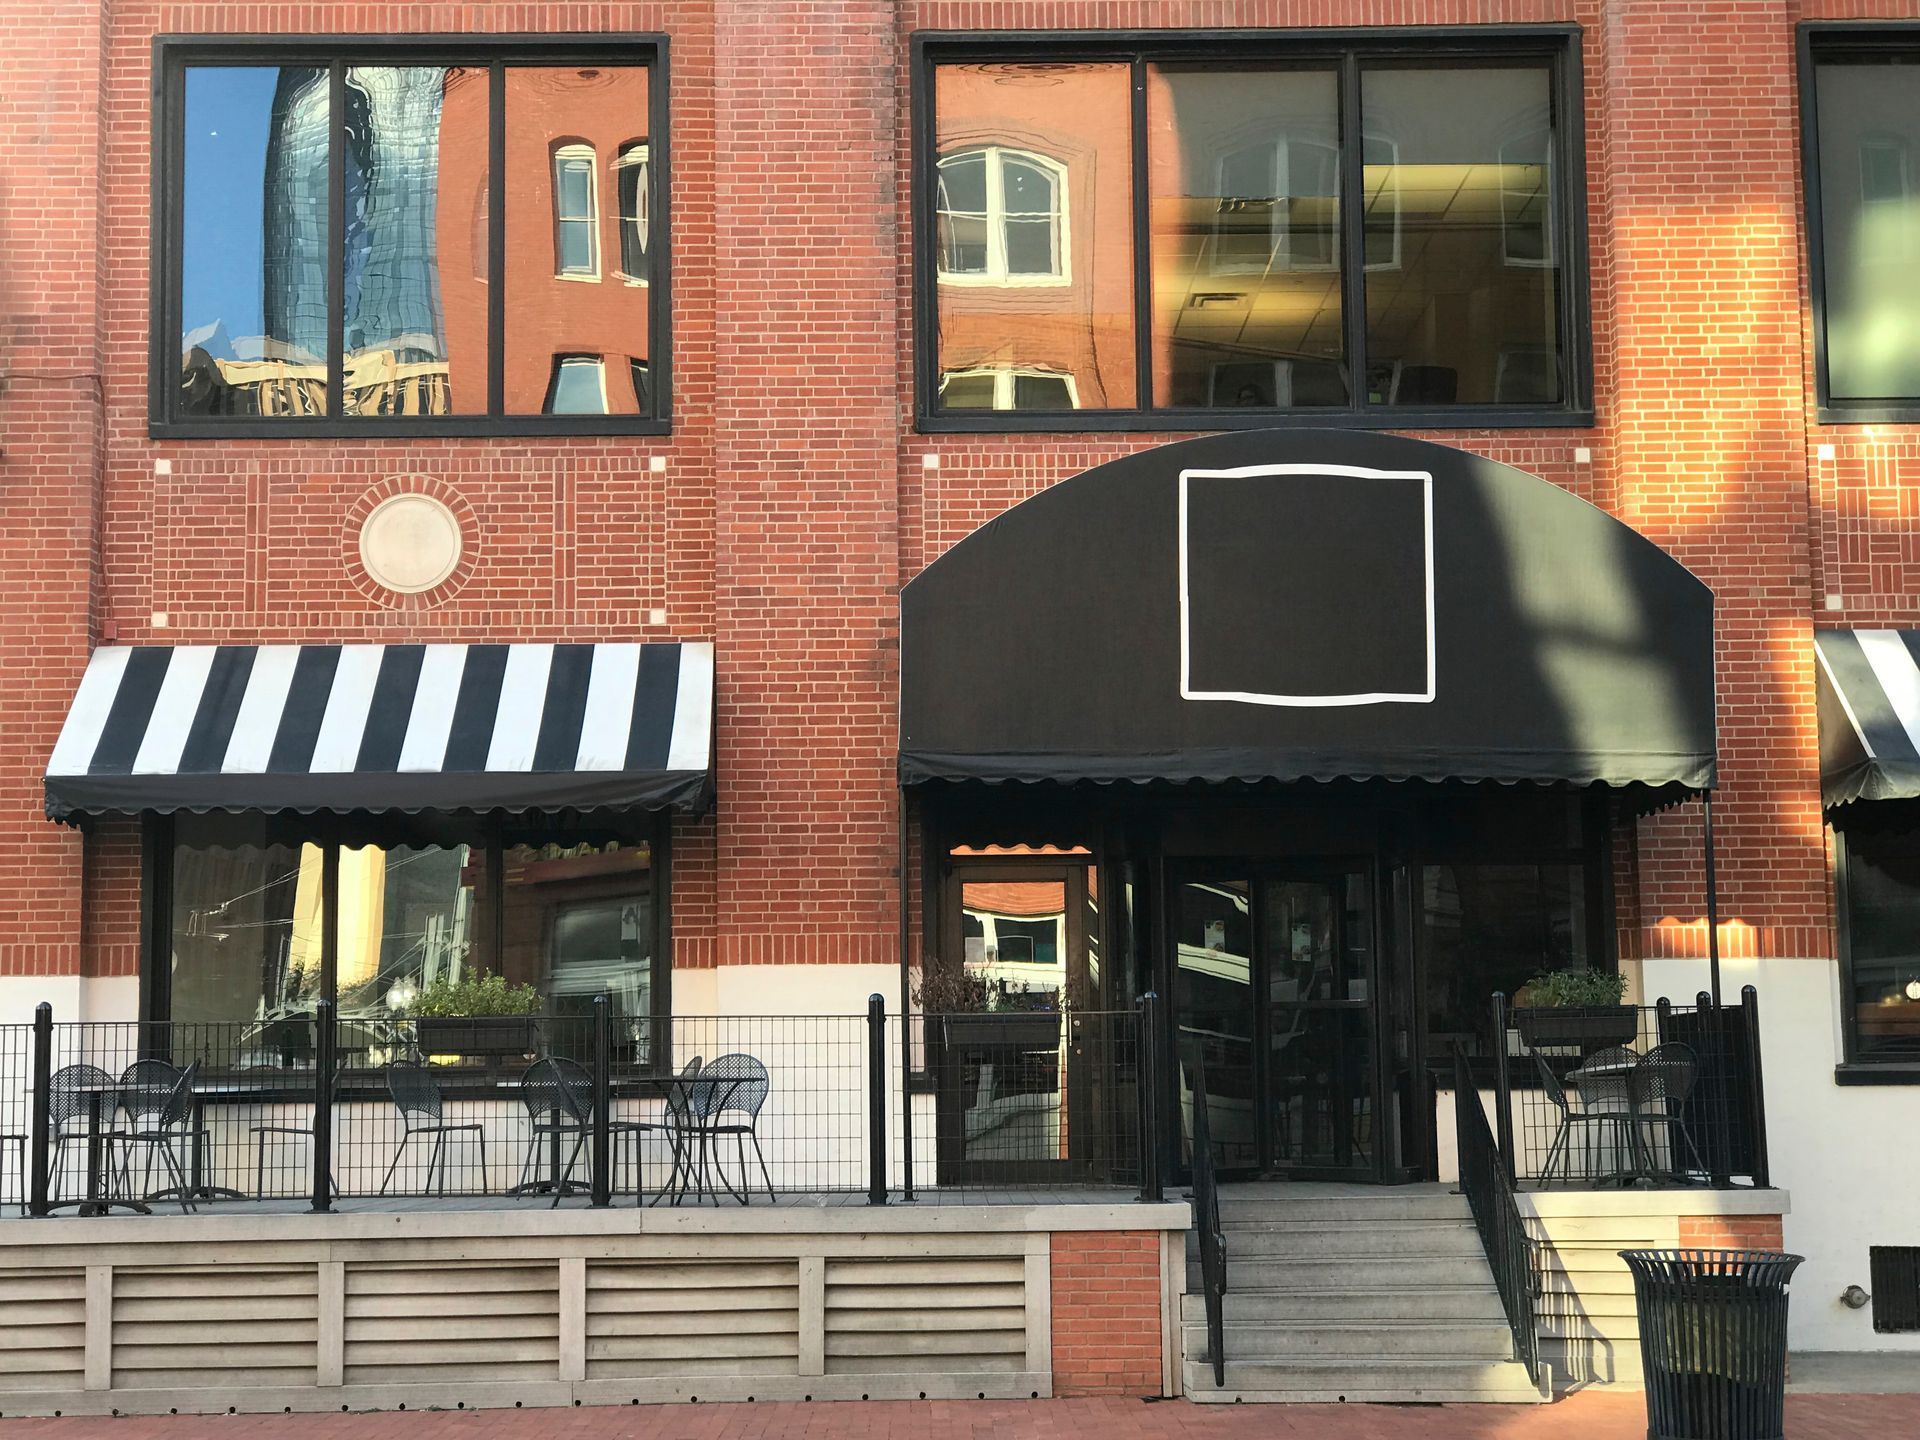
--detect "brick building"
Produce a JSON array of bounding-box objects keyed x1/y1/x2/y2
[{"x1": 2, "y1": 0, "x2": 1920, "y2": 1410}]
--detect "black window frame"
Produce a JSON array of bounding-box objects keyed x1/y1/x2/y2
[
  {"x1": 1800, "y1": 22, "x2": 1920, "y2": 425},
  {"x1": 150, "y1": 33, "x2": 672, "y2": 439},
  {"x1": 1832, "y1": 820, "x2": 1920, "y2": 1084},
  {"x1": 910, "y1": 26, "x2": 1594, "y2": 434},
  {"x1": 138, "y1": 809, "x2": 677, "y2": 1078}
]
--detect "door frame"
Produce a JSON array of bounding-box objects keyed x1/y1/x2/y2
[{"x1": 1166, "y1": 854, "x2": 1392, "y2": 1184}]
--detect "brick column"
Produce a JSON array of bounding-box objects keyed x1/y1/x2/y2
[
  {"x1": 1050, "y1": 1231, "x2": 1164, "y2": 1398},
  {"x1": 712, "y1": 0, "x2": 901, "y2": 971},
  {"x1": 0, "y1": 0, "x2": 106, "y2": 991},
  {"x1": 1602, "y1": 0, "x2": 1827, "y2": 965}
]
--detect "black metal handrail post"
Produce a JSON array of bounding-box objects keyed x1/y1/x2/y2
[
  {"x1": 311, "y1": 999, "x2": 335, "y2": 1212},
  {"x1": 28, "y1": 1002, "x2": 51, "y2": 1218},
  {"x1": 1698, "y1": 990, "x2": 1733, "y2": 1187},
  {"x1": 1189, "y1": 1041, "x2": 1227, "y2": 1387},
  {"x1": 1742, "y1": 985, "x2": 1770, "y2": 1189},
  {"x1": 1136, "y1": 993, "x2": 1162, "y2": 1203},
  {"x1": 866, "y1": 994, "x2": 887, "y2": 1206},
  {"x1": 1491, "y1": 991, "x2": 1516, "y2": 1186},
  {"x1": 591, "y1": 993, "x2": 613, "y2": 1207}
]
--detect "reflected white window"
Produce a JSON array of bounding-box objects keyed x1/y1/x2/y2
[
  {"x1": 938, "y1": 366, "x2": 1078, "y2": 410},
  {"x1": 1500, "y1": 128, "x2": 1554, "y2": 267},
  {"x1": 553, "y1": 143, "x2": 598, "y2": 278},
  {"x1": 937, "y1": 146, "x2": 1068, "y2": 284},
  {"x1": 615, "y1": 141, "x2": 650, "y2": 281},
  {"x1": 544, "y1": 354, "x2": 608, "y2": 413},
  {"x1": 1212, "y1": 137, "x2": 1339, "y2": 274}
]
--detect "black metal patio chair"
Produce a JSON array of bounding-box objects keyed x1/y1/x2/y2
[
  {"x1": 694, "y1": 1053, "x2": 776, "y2": 1206},
  {"x1": 113, "y1": 1061, "x2": 201, "y2": 1214},
  {"x1": 380, "y1": 1062, "x2": 486, "y2": 1196},
  {"x1": 517, "y1": 1057, "x2": 649, "y2": 1207},
  {"x1": 1631, "y1": 1041, "x2": 1708, "y2": 1181},
  {"x1": 1535, "y1": 1045, "x2": 1643, "y2": 1184},
  {"x1": 632, "y1": 1055, "x2": 702, "y2": 1206},
  {"x1": 47, "y1": 1063, "x2": 124, "y2": 1205},
  {"x1": 248, "y1": 1065, "x2": 335, "y2": 1200}
]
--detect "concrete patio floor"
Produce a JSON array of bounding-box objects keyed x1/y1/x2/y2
[{"x1": 3, "y1": 1390, "x2": 1919, "y2": 1440}]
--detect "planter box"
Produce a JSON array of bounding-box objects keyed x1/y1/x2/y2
[
  {"x1": 1512, "y1": 1005, "x2": 1639, "y2": 1052},
  {"x1": 940, "y1": 1012, "x2": 1062, "y2": 1051},
  {"x1": 414, "y1": 1015, "x2": 541, "y2": 1058}
]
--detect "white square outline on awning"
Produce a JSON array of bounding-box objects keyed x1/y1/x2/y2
[{"x1": 1177, "y1": 463, "x2": 1436, "y2": 708}]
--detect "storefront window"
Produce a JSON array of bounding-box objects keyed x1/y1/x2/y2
[
  {"x1": 1421, "y1": 863, "x2": 1588, "y2": 1057},
  {"x1": 164, "y1": 818, "x2": 664, "y2": 1066},
  {"x1": 1840, "y1": 830, "x2": 1920, "y2": 1064}
]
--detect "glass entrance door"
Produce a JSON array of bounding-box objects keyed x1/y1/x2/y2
[{"x1": 1175, "y1": 867, "x2": 1382, "y2": 1180}]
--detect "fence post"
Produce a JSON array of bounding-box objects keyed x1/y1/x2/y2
[
  {"x1": 1491, "y1": 991, "x2": 1516, "y2": 1186},
  {"x1": 1137, "y1": 993, "x2": 1162, "y2": 1203},
  {"x1": 591, "y1": 993, "x2": 613, "y2": 1207},
  {"x1": 28, "y1": 1002, "x2": 51, "y2": 1218},
  {"x1": 866, "y1": 994, "x2": 887, "y2": 1206},
  {"x1": 311, "y1": 999, "x2": 335, "y2": 1212},
  {"x1": 1741, "y1": 985, "x2": 1770, "y2": 1189}
]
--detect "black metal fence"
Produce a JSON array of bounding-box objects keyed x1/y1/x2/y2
[
  {"x1": 1489, "y1": 986, "x2": 1770, "y2": 1190},
  {"x1": 1, "y1": 995, "x2": 1162, "y2": 1215},
  {"x1": 1453, "y1": 1043, "x2": 1540, "y2": 1384}
]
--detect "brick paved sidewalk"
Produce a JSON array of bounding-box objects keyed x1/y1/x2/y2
[{"x1": 2, "y1": 1392, "x2": 1917, "y2": 1440}]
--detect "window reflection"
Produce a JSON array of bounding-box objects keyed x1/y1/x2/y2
[
  {"x1": 1421, "y1": 864, "x2": 1587, "y2": 1057},
  {"x1": 1149, "y1": 67, "x2": 1347, "y2": 409},
  {"x1": 934, "y1": 63, "x2": 1136, "y2": 411},
  {"x1": 1815, "y1": 60, "x2": 1920, "y2": 402},
  {"x1": 1360, "y1": 66, "x2": 1562, "y2": 406},
  {"x1": 179, "y1": 66, "x2": 330, "y2": 416},
  {"x1": 505, "y1": 67, "x2": 651, "y2": 414},
  {"x1": 341, "y1": 66, "x2": 486, "y2": 416}
]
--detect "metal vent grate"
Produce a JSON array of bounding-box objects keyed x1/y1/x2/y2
[{"x1": 1871, "y1": 1247, "x2": 1920, "y2": 1333}]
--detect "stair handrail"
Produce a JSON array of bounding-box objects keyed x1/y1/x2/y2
[
  {"x1": 1186, "y1": 1040, "x2": 1227, "y2": 1387},
  {"x1": 1452, "y1": 1042, "x2": 1540, "y2": 1386}
]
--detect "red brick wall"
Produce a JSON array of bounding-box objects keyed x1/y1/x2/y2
[
  {"x1": 1050, "y1": 1230, "x2": 1163, "y2": 1398},
  {"x1": 1678, "y1": 1214, "x2": 1786, "y2": 1251}
]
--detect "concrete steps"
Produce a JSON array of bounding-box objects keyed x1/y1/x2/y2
[{"x1": 1180, "y1": 1184, "x2": 1545, "y2": 1405}]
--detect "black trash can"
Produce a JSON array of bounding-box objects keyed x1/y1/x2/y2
[{"x1": 1620, "y1": 1248, "x2": 1803, "y2": 1440}]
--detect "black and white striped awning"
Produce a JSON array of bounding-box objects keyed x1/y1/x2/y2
[
  {"x1": 44, "y1": 642, "x2": 714, "y2": 822},
  {"x1": 1815, "y1": 629, "x2": 1920, "y2": 807}
]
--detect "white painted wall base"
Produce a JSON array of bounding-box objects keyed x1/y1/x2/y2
[{"x1": 1642, "y1": 955, "x2": 1920, "y2": 1353}]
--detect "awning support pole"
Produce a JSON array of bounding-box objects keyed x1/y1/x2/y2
[
  {"x1": 1703, "y1": 790, "x2": 1722, "y2": 1005},
  {"x1": 897, "y1": 785, "x2": 916, "y2": 1201}
]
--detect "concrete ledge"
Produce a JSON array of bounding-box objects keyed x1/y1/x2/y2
[
  {"x1": 1518, "y1": 1188, "x2": 1789, "y2": 1221},
  {"x1": 0, "y1": 1199, "x2": 1192, "y2": 1250}
]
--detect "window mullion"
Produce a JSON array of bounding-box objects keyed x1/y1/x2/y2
[
  {"x1": 326, "y1": 61, "x2": 346, "y2": 419},
  {"x1": 1337, "y1": 52, "x2": 1369, "y2": 415},
  {"x1": 986, "y1": 149, "x2": 1007, "y2": 281},
  {"x1": 1129, "y1": 54, "x2": 1151, "y2": 414}
]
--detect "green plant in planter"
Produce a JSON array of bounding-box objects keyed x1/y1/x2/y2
[
  {"x1": 1514, "y1": 968, "x2": 1628, "y2": 1009},
  {"x1": 409, "y1": 971, "x2": 542, "y2": 1018}
]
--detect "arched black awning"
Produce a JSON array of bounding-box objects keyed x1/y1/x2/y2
[{"x1": 899, "y1": 430, "x2": 1715, "y2": 802}]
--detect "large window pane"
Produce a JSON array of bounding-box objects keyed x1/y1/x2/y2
[
  {"x1": 169, "y1": 817, "x2": 325, "y2": 1042},
  {"x1": 1843, "y1": 833, "x2": 1920, "y2": 1062},
  {"x1": 1174, "y1": 878, "x2": 1258, "y2": 1171},
  {"x1": 1421, "y1": 863, "x2": 1587, "y2": 1056},
  {"x1": 1149, "y1": 66, "x2": 1348, "y2": 408},
  {"x1": 934, "y1": 62, "x2": 1136, "y2": 411},
  {"x1": 500, "y1": 842, "x2": 656, "y2": 1064},
  {"x1": 1360, "y1": 66, "x2": 1562, "y2": 406},
  {"x1": 504, "y1": 67, "x2": 652, "y2": 415},
  {"x1": 341, "y1": 66, "x2": 487, "y2": 416},
  {"x1": 178, "y1": 66, "x2": 330, "y2": 417},
  {"x1": 1815, "y1": 60, "x2": 1920, "y2": 403},
  {"x1": 334, "y1": 842, "x2": 479, "y2": 1023}
]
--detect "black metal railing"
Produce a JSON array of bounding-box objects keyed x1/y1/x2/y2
[
  {"x1": 1453, "y1": 1042, "x2": 1540, "y2": 1385},
  {"x1": 1186, "y1": 1040, "x2": 1227, "y2": 1388},
  {"x1": 1491, "y1": 986, "x2": 1770, "y2": 1190},
  {"x1": 3, "y1": 995, "x2": 1159, "y2": 1215}
]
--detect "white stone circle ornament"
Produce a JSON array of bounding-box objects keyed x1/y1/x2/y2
[{"x1": 358, "y1": 493, "x2": 463, "y2": 595}]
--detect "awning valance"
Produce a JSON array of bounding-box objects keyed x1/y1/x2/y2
[
  {"x1": 44, "y1": 642, "x2": 713, "y2": 822},
  {"x1": 1814, "y1": 628, "x2": 1920, "y2": 808},
  {"x1": 900, "y1": 430, "x2": 1716, "y2": 800}
]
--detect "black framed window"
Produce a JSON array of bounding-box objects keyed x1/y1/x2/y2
[
  {"x1": 912, "y1": 28, "x2": 1592, "y2": 432},
  {"x1": 1803, "y1": 26, "x2": 1920, "y2": 422},
  {"x1": 1835, "y1": 825, "x2": 1920, "y2": 1071},
  {"x1": 148, "y1": 812, "x2": 673, "y2": 1068},
  {"x1": 153, "y1": 36, "x2": 670, "y2": 438}
]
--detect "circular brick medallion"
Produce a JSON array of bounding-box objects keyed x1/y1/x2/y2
[{"x1": 358, "y1": 493, "x2": 464, "y2": 596}]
